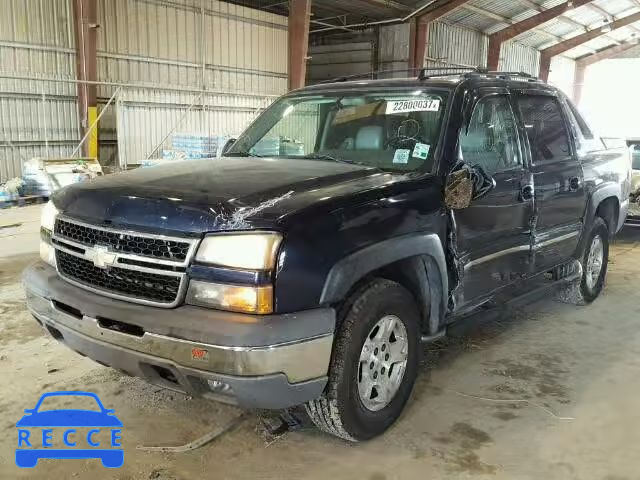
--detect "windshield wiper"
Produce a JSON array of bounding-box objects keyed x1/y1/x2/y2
[
  {"x1": 226, "y1": 150, "x2": 263, "y2": 158},
  {"x1": 302, "y1": 153, "x2": 354, "y2": 164}
]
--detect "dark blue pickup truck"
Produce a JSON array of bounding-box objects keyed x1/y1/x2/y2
[{"x1": 24, "y1": 71, "x2": 630, "y2": 441}]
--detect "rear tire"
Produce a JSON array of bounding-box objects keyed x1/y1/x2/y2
[
  {"x1": 305, "y1": 279, "x2": 420, "y2": 441},
  {"x1": 557, "y1": 217, "x2": 609, "y2": 305}
]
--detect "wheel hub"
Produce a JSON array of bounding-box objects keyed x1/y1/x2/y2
[
  {"x1": 357, "y1": 315, "x2": 408, "y2": 411},
  {"x1": 585, "y1": 234, "x2": 604, "y2": 290}
]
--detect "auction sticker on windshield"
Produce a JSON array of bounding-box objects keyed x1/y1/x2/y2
[
  {"x1": 412, "y1": 143, "x2": 430, "y2": 160},
  {"x1": 386, "y1": 98, "x2": 441, "y2": 114},
  {"x1": 393, "y1": 149, "x2": 411, "y2": 164}
]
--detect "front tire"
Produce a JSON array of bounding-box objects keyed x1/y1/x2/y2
[{"x1": 305, "y1": 279, "x2": 420, "y2": 441}]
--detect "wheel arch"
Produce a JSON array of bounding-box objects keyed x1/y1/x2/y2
[
  {"x1": 585, "y1": 184, "x2": 621, "y2": 236},
  {"x1": 319, "y1": 234, "x2": 448, "y2": 336}
]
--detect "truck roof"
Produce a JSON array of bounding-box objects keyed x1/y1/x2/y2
[{"x1": 297, "y1": 72, "x2": 560, "y2": 96}]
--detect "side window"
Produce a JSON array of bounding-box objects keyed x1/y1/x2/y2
[
  {"x1": 459, "y1": 95, "x2": 521, "y2": 175},
  {"x1": 517, "y1": 95, "x2": 571, "y2": 164}
]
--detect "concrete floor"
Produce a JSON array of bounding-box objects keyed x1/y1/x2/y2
[{"x1": 1, "y1": 204, "x2": 639, "y2": 480}]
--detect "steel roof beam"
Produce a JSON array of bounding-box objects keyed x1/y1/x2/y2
[
  {"x1": 584, "y1": 4, "x2": 640, "y2": 39},
  {"x1": 409, "y1": 0, "x2": 474, "y2": 70},
  {"x1": 486, "y1": 1, "x2": 595, "y2": 71},
  {"x1": 539, "y1": 10, "x2": 640, "y2": 80},
  {"x1": 575, "y1": 41, "x2": 640, "y2": 66},
  {"x1": 288, "y1": 0, "x2": 311, "y2": 90},
  {"x1": 72, "y1": 0, "x2": 98, "y2": 159},
  {"x1": 356, "y1": 0, "x2": 414, "y2": 14}
]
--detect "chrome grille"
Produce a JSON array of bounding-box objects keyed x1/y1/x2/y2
[
  {"x1": 51, "y1": 216, "x2": 198, "y2": 307},
  {"x1": 55, "y1": 218, "x2": 191, "y2": 261},
  {"x1": 56, "y1": 250, "x2": 181, "y2": 304}
]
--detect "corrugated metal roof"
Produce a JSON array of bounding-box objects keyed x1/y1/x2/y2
[
  {"x1": 301, "y1": 0, "x2": 640, "y2": 60},
  {"x1": 613, "y1": 42, "x2": 640, "y2": 57},
  {"x1": 593, "y1": 0, "x2": 638, "y2": 16},
  {"x1": 443, "y1": 9, "x2": 501, "y2": 32},
  {"x1": 471, "y1": 0, "x2": 531, "y2": 20},
  {"x1": 540, "y1": 18, "x2": 584, "y2": 38},
  {"x1": 514, "y1": 30, "x2": 556, "y2": 49},
  {"x1": 561, "y1": 7, "x2": 606, "y2": 27}
]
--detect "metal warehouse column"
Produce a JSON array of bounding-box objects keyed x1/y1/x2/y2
[
  {"x1": 288, "y1": 0, "x2": 311, "y2": 91},
  {"x1": 573, "y1": 42, "x2": 638, "y2": 104},
  {"x1": 72, "y1": 0, "x2": 98, "y2": 159},
  {"x1": 409, "y1": 0, "x2": 473, "y2": 71},
  {"x1": 539, "y1": 10, "x2": 640, "y2": 81},
  {"x1": 487, "y1": 0, "x2": 595, "y2": 72}
]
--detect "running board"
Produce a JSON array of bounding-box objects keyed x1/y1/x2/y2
[
  {"x1": 499, "y1": 259, "x2": 583, "y2": 310},
  {"x1": 551, "y1": 258, "x2": 583, "y2": 283},
  {"x1": 625, "y1": 216, "x2": 640, "y2": 228},
  {"x1": 421, "y1": 329, "x2": 446, "y2": 344}
]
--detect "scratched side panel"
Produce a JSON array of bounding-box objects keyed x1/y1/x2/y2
[{"x1": 274, "y1": 176, "x2": 446, "y2": 313}]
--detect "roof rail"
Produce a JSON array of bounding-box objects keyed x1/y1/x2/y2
[
  {"x1": 322, "y1": 66, "x2": 479, "y2": 83},
  {"x1": 319, "y1": 67, "x2": 544, "y2": 84},
  {"x1": 321, "y1": 68, "x2": 424, "y2": 83},
  {"x1": 464, "y1": 71, "x2": 544, "y2": 83},
  {"x1": 417, "y1": 66, "x2": 478, "y2": 80}
]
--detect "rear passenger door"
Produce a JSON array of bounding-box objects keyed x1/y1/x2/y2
[{"x1": 515, "y1": 92, "x2": 586, "y2": 271}]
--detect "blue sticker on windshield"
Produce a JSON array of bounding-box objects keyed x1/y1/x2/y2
[{"x1": 393, "y1": 149, "x2": 411, "y2": 164}]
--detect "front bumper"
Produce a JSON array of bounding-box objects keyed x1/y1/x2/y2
[{"x1": 24, "y1": 262, "x2": 335, "y2": 409}]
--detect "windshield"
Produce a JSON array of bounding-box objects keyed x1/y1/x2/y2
[{"x1": 228, "y1": 89, "x2": 449, "y2": 173}]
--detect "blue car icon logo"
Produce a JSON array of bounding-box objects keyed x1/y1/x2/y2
[{"x1": 16, "y1": 391, "x2": 123, "y2": 468}]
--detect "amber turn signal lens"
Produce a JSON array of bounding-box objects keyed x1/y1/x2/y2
[{"x1": 186, "y1": 280, "x2": 273, "y2": 314}]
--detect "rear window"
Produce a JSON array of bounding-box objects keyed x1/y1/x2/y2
[{"x1": 518, "y1": 95, "x2": 571, "y2": 164}]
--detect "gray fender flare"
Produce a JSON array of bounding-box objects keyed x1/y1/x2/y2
[{"x1": 319, "y1": 234, "x2": 448, "y2": 335}]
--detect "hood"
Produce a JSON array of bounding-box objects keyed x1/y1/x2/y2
[{"x1": 54, "y1": 157, "x2": 402, "y2": 234}]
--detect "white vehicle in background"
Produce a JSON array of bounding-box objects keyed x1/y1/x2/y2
[{"x1": 627, "y1": 139, "x2": 640, "y2": 226}]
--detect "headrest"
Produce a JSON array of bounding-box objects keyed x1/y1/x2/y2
[{"x1": 355, "y1": 125, "x2": 384, "y2": 150}]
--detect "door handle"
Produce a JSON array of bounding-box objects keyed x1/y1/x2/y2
[
  {"x1": 520, "y1": 184, "x2": 534, "y2": 201},
  {"x1": 569, "y1": 176, "x2": 581, "y2": 192}
]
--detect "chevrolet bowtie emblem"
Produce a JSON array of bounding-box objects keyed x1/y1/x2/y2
[{"x1": 85, "y1": 245, "x2": 117, "y2": 269}]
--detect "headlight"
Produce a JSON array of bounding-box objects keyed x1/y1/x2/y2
[
  {"x1": 195, "y1": 232, "x2": 282, "y2": 270},
  {"x1": 41, "y1": 200, "x2": 58, "y2": 232},
  {"x1": 40, "y1": 201, "x2": 59, "y2": 267},
  {"x1": 186, "y1": 280, "x2": 273, "y2": 314}
]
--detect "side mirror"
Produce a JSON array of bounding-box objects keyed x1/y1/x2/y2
[
  {"x1": 444, "y1": 169, "x2": 474, "y2": 209},
  {"x1": 221, "y1": 138, "x2": 236, "y2": 156}
]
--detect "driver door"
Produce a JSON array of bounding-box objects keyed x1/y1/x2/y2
[{"x1": 453, "y1": 89, "x2": 535, "y2": 306}]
